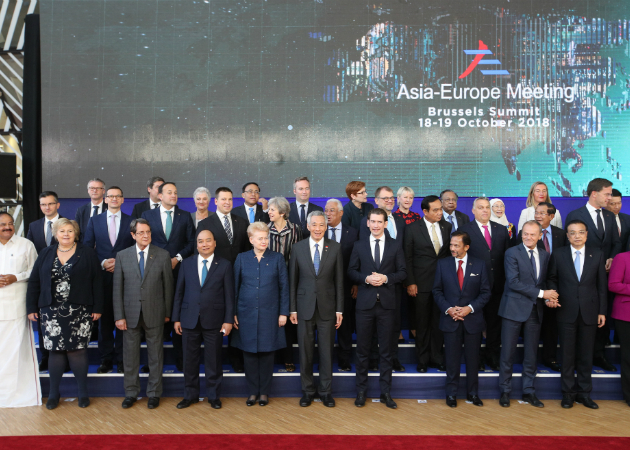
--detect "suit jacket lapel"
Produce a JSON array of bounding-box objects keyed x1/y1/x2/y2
[
  {"x1": 469, "y1": 223, "x2": 489, "y2": 250},
  {"x1": 212, "y1": 214, "x2": 230, "y2": 242},
  {"x1": 168, "y1": 207, "x2": 183, "y2": 243},
  {"x1": 461, "y1": 260, "x2": 474, "y2": 292},
  {"x1": 516, "y1": 245, "x2": 536, "y2": 283},
  {"x1": 202, "y1": 258, "x2": 219, "y2": 287},
  {"x1": 115, "y1": 215, "x2": 131, "y2": 247},
  {"x1": 142, "y1": 247, "x2": 157, "y2": 284},
  {"x1": 131, "y1": 248, "x2": 142, "y2": 280},
  {"x1": 439, "y1": 223, "x2": 449, "y2": 249},
  {"x1": 317, "y1": 238, "x2": 331, "y2": 271},
  {"x1": 418, "y1": 220, "x2": 433, "y2": 248}
]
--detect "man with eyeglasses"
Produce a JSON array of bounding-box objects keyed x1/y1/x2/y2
[
  {"x1": 547, "y1": 219, "x2": 607, "y2": 409},
  {"x1": 75, "y1": 178, "x2": 108, "y2": 242},
  {"x1": 288, "y1": 177, "x2": 323, "y2": 240},
  {"x1": 439, "y1": 189, "x2": 471, "y2": 233},
  {"x1": 605, "y1": 189, "x2": 630, "y2": 252},
  {"x1": 84, "y1": 186, "x2": 135, "y2": 374},
  {"x1": 566, "y1": 178, "x2": 622, "y2": 372},
  {"x1": 232, "y1": 182, "x2": 270, "y2": 224}
]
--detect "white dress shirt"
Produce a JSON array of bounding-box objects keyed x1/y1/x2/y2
[
  {"x1": 423, "y1": 217, "x2": 443, "y2": 247},
  {"x1": 198, "y1": 254, "x2": 215, "y2": 284},
  {"x1": 43, "y1": 214, "x2": 60, "y2": 240},
  {"x1": 615, "y1": 214, "x2": 622, "y2": 236},
  {"x1": 444, "y1": 253, "x2": 474, "y2": 314},
  {"x1": 136, "y1": 244, "x2": 150, "y2": 269},
  {"x1": 0, "y1": 235, "x2": 38, "y2": 320},
  {"x1": 215, "y1": 210, "x2": 233, "y2": 233},
  {"x1": 328, "y1": 222, "x2": 343, "y2": 243},
  {"x1": 571, "y1": 245, "x2": 586, "y2": 279},
  {"x1": 369, "y1": 233, "x2": 385, "y2": 263},
  {"x1": 586, "y1": 202, "x2": 605, "y2": 231},
  {"x1": 90, "y1": 201, "x2": 105, "y2": 217},
  {"x1": 476, "y1": 219, "x2": 492, "y2": 237},
  {"x1": 523, "y1": 244, "x2": 545, "y2": 299}
]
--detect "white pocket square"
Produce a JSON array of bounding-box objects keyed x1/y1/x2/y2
[{"x1": 470, "y1": 273, "x2": 479, "y2": 277}]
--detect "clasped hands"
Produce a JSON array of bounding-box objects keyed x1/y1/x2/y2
[
  {"x1": 0, "y1": 274, "x2": 17, "y2": 287},
  {"x1": 366, "y1": 272, "x2": 387, "y2": 286},
  {"x1": 447, "y1": 306, "x2": 472, "y2": 321},
  {"x1": 543, "y1": 289, "x2": 560, "y2": 308}
]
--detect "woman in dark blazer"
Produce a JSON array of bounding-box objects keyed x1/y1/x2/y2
[
  {"x1": 27, "y1": 218, "x2": 103, "y2": 410},
  {"x1": 342, "y1": 180, "x2": 373, "y2": 229},
  {"x1": 231, "y1": 222, "x2": 289, "y2": 406}
]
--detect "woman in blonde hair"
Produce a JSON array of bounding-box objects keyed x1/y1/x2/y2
[{"x1": 517, "y1": 181, "x2": 562, "y2": 232}]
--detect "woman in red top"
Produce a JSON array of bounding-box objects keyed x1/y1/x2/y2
[{"x1": 393, "y1": 186, "x2": 421, "y2": 225}]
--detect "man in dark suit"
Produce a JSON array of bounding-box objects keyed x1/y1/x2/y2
[
  {"x1": 547, "y1": 219, "x2": 607, "y2": 409},
  {"x1": 348, "y1": 208, "x2": 407, "y2": 409},
  {"x1": 288, "y1": 177, "x2": 323, "y2": 239},
  {"x1": 196, "y1": 187, "x2": 250, "y2": 372},
  {"x1": 432, "y1": 231, "x2": 491, "y2": 407},
  {"x1": 141, "y1": 181, "x2": 195, "y2": 371},
  {"x1": 289, "y1": 211, "x2": 344, "y2": 407},
  {"x1": 75, "y1": 178, "x2": 108, "y2": 242},
  {"x1": 113, "y1": 219, "x2": 174, "y2": 410},
  {"x1": 516, "y1": 202, "x2": 568, "y2": 372},
  {"x1": 26, "y1": 191, "x2": 63, "y2": 370},
  {"x1": 173, "y1": 229, "x2": 234, "y2": 410},
  {"x1": 459, "y1": 197, "x2": 512, "y2": 371},
  {"x1": 440, "y1": 189, "x2": 471, "y2": 233},
  {"x1": 83, "y1": 186, "x2": 135, "y2": 374},
  {"x1": 325, "y1": 198, "x2": 359, "y2": 372},
  {"x1": 565, "y1": 177, "x2": 622, "y2": 372},
  {"x1": 130, "y1": 176, "x2": 164, "y2": 220},
  {"x1": 498, "y1": 220, "x2": 556, "y2": 408},
  {"x1": 404, "y1": 195, "x2": 451, "y2": 372},
  {"x1": 232, "y1": 182, "x2": 270, "y2": 224},
  {"x1": 606, "y1": 189, "x2": 630, "y2": 252}
]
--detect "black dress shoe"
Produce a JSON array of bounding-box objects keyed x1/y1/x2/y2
[
  {"x1": 486, "y1": 358, "x2": 500, "y2": 371},
  {"x1": 321, "y1": 394, "x2": 335, "y2": 407},
  {"x1": 446, "y1": 396, "x2": 457, "y2": 408},
  {"x1": 177, "y1": 398, "x2": 199, "y2": 409},
  {"x1": 209, "y1": 398, "x2": 222, "y2": 409},
  {"x1": 259, "y1": 395, "x2": 269, "y2": 406},
  {"x1": 39, "y1": 359, "x2": 49, "y2": 372},
  {"x1": 522, "y1": 393, "x2": 544, "y2": 408},
  {"x1": 392, "y1": 359, "x2": 406, "y2": 372},
  {"x1": 117, "y1": 362, "x2": 124, "y2": 374},
  {"x1": 436, "y1": 363, "x2": 446, "y2": 372},
  {"x1": 97, "y1": 361, "x2": 113, "y2": 374},
  {"x1": 246, "y1": 396, "x2": 258, "y2": 406},
  {"x1": 355, "y1": 392, "x2": 366, "y2": 407},
  {"x1": 122, "y1": 397, "x2": 137, "y2": 409},
  {"x1": 380, "y1": 393, "x2": 397, "y2": 409},
  {"x1": 416, "y1": 363, "x2": 428, "y2": 373},
  {"x1": 369, "y1": 360, "x2": 379, "y2": 371},
  {"x1": 338, "y1": 360, "x2": 352, "y2": 372},
  {"x1": 478, "y1": 361, "x2": 486, "y2": 372},
  {"x1": 147, "y1": 397, "x2": 160, "y2": 409},
  {"x1": 499, "y1": 393, "x2": 510, "y2": 407},
  {"x1": 78, "y1": 397, "x2": 90, "y2": 408},
  {"x1": 176, "y1": 358, "x2": 184, "y2": 372},
  {"x1": 576, "y1": 396, "x2": 599, "y2": 409},
  {"x1": 232, "y1": 363, "x2": 245, "y2": 373},
  {"x1": 543, "y1": 360, "x2": 561, "y2": 372},
  {"x1": 593, "y1": 357, "x2": 617, "y2": 372},
  {"x1": 141, "y1": 365, "x2": 150, "y2": 374},
  {"x1": 467, "y1": 395, "x2": 483, "y2": 406},
  {"x1": 561, "y1": 395, "x2": 574, "y2": 409},
  {"x1": 46, "y1": 397, "x2": 59, "y2": 410},
  {"x1": 299, "y1": 393, "x2": 314, "y2": 407}
]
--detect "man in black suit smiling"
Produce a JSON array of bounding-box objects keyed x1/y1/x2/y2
[{"x1": 288, "y1": 177, "x2": 323, "y2": 239}]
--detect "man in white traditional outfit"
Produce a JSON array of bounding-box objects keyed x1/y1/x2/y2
[{"x1": 0, "y1": 211, "x2": 41, "y2": 407}]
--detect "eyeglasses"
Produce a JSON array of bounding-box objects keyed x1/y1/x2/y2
[
  {"x1": 40, "y1": 202, "x2": 58, "y2": 207},
  {"x1": 106, "y1": 195, "x2": 123, "y2": 199},
  {"x1": 244, "y1": 190, "x2": 260, "y2": 195},
  {"x1": 356, "y1": 191, "x2": 366, "y2": 195},
  {"x1": 134, "y1": 231, "x2": 151, "y2": 236},
  {"x1": 88, "y1": 187, "x2": 104, "y2": 191},
  {"x1": 378, "y1": 197, "x2": 395, "y2": 201},
  {"x1": 568, "y1": 231, "x2": 587, "y2": 236}
]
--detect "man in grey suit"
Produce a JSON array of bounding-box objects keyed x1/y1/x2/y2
[
  {"x1": 113, "y1": 218, "x2": 174, "y2": 410},
  {"x1": 289, "y1": 211, "x2": 344, "y2": 408}
]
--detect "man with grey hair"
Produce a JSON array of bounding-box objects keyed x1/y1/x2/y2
[
  {"x1": 325, "y1": 198, "x2": 359, "y2": 371},
  {"x1": 289, "y1": 210, "x2": 344, "y2": 407},
  {"x1": 439, "y1": 189, "x2": 470, "y2": 233},
  {"x1": 75, "y1": 178, "x2": 108, "y2": 242},
  {"x1": 459, "y1": 197, "x2": 512, "y2": 371},
  {"x1": 288, "y1": 177, "x2": 323, "y2": 240}
]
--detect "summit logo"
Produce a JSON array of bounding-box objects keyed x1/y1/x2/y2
[{"x1": 459, "y1": 40, "x2": 509, "y2": 78}]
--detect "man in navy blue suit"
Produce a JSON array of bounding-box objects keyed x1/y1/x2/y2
[
  {"x1": 288, "y1": 177, "x2": 323, "y2": 239},
  {"x1": 75, "y1": 178, "x2": 108, "y2": 242},
  {"x1": 173, "y1": 229, "x2": 234, "y2": 410},
  {"x1": 607, "y1": 189, "x2": 630, "y2": 251},
  {"x1": 232, "y1": 182, "x2": 270, "y2": 224},
  {"x1": 432, "y1": 231, "x2": 491, "y2": 408},
  {"x1": 141, "y1": 181, "x2": 195, "y2": 371},
  {"x1": 26, "y1": 191, "x2": 63, "y2": 371},
  {"x1": 84, "y1": 186, "x2": 135, "y2": 374},
  {"x1": 498, "y1": 220, "x2": 557, "y2": 408},
  {"x1": 348, "y1": 208, "x2": 406, "y2": 409},
  {"x1": 131, "y1": 176, "x2": 164, "y2": 220}
]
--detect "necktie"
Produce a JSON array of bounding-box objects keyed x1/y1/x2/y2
[
  {"x1": 374, "y1": 239, "x2": 381, "y2": 268},
  {"x1": 109, "y1": 214, "x2": 117, "y2": 246},
  {"x1": 139, "y1": 251, "x2": 145, "y2": 279},
  {"x1": 457, "y1": 260, "x2": 464, "y2": 290},
  {"x1": 92, "y1": 205, "x2": 99, "y2": 217},
  {"x1": 616, "y1": 215, "x2": 622, "y2": 237},
  {"x1": 153, "y1": 203, "x2": 160, "y2": 209},
  {"x1": 201, "y1": 259, "x2": 208, "y2": 285},
  {"x1": 482, "y1": 225, "x2": 492, "y2": 249},
  {"x1": 330, "y1": 227, "x2": 337, "y2": 242},
  {"x1": 249, "y1": 207, "x2": 255, "y2": 223},
  {"x1": 574, "y1": 250, "x2": 581, "y2": 281},
  {"x1": 165, "y1": 210, "x2": 173, "y2": 240},
  {"x1": 448, "y1": 215, "x2": 456, "y2": 232},
  {"x1": 223, "y1": 214, "x2": 233, "y2": 243},
  {"x1": 313, "y1": 243, "x2": 320, "y2": 275},
  {"x1": 431, "y1": 223, "x2": 441, "y2": 255},
  {"x1": 45, "y1": 221, "x2": 53, "y2": 246},
  {"x1": 300, "y1": 204, "x2": 306, "y2": 228},
  {"x1": 529, "y1": 249, "x2": 537, "y2": 281},
  {"x1": 387, "y1": 216, "x2": 397, "y2": 239},
  {"x1": 595, "y1": 209, "x2": 605, "y2": 239},
  {"x1": 542, "y1": 229, "x2": 550, "y2": 253}
]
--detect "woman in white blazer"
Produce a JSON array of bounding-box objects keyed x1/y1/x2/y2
[{"x1": 517, "y1": 181, "x2": 562, "y2": 232}]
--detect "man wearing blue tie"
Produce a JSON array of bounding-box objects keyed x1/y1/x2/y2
[
  {"x1": 440, "y1": 189, "x2": 471, "y2": 233},
  {"x1": 232, "y1": 182, "x2": 270, "y2": 224}
]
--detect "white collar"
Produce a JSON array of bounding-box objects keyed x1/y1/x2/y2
[
  {"x1": 46, "y1": 214, "x2": 60, "y2": 223},
  {"x1": 107, "y1": 210, "x2": 121, "y2": 218},
  {"x1": 571, "y1": 245, "x2": 585, "y2": 253},
  {"x1": 309, "y1": 236, "x2": 324, "y2": 248},
  {"x1": 523, "y1": 244, "x2": 538, "y2": 255},
  {"x1": 586, "y1": 202, "x2": 601, "y2": 213},
  {"x1": 136, "y1": 244, "x2": 149, "y2": 254},
  {"x1": 455, "y1": 253, "x2": 468, "y2": 265},
  {"x1": 476, "y1": 219, "x2": 491, "y2": 228},
  {"x1": 370, "y1": 233, "x2": 385, "y2": 243}
]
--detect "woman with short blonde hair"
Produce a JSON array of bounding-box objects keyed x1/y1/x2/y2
[{"x1": 517, "y1": 181, "x2": 562, "y2": 232}]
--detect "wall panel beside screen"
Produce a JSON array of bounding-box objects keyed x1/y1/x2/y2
[{"x1": 0, "y1": 153, "x2": 17, "y2": 201}]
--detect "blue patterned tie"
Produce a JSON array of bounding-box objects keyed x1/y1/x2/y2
[
  {"x1": 448, "y1": 215, "x2": 456, "y2": 233},
  {"x1": 574, "y1": 250, "x2": 581, "y2": 281},
  {"x1": 223, "y1": 215, "x2": 233, "y2": 243},
  {"x1": 165, "y1": 210, "x2": 172, "y2": 240},
  {"x1": 314, "y1": 243, "x2": 320, "y2": 275},
  {"x1": 249, "y1": 207, "x2": 255, "y2": 223},
  {"x1": 201, "y1": 259, "x2": 208, "y2": 285},
  {"x1": 139, "y1": 251, "x2": 145, "y2": 279},
  {"x1": 529, "y1": 249, "x2": 537, "y2": 281},
  {"x1": 329, "y1": 227, "x2": 337, "y2": 242},
  {"x1": 45, "y1": 221, "x2": 53, "y2": 246},
  {"x1": 92, "y1": 205, "x2": 99, "y2": 217}
]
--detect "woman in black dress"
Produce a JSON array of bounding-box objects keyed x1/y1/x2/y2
[{"x1": 27, "y1": 219, "x2": 103, "y2": 410}]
